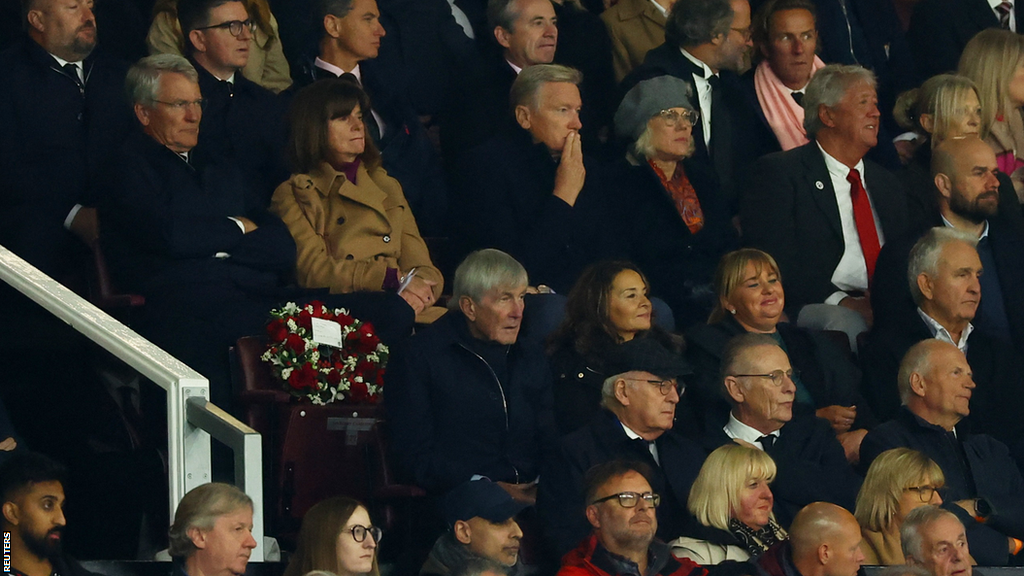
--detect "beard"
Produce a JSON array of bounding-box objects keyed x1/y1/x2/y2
[
  {"x1": 950, "y1": 188, "x2": 998, "y2": 224},
  {"x1": 23, "y1": 527, "x2": 63, "y2": 560}
]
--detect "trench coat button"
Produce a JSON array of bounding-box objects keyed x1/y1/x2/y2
[
  {"x1": 577, "y1": 372, "x2": 585, "y2": 379},
  {"x1": 345, "y1": 254, "x2": 355, "y2": 260},
  {"x1": 383, "y1": 235, "x2": 391, "y2": 243},
  {"x1": 337, "y1": 217, "x2": 345, "y2": 225}
]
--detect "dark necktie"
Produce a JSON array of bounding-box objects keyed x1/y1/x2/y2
[
  {"x1": 339, "y1": 72, "x2": 382, "y2": 144},
  {"x1": 63, "y1": 62, "x2": 84, "y2": 92},
  {"x1": 758, "y1": 435, "x2": 776, "y2": 450},
  {"x1": 219, "y1": 79, "x2": 234, "y2": 98},
  {"x1": 997, "y1": 1, "x2": 1013, "y2": 28},
  {"x1": 847, "y1": 168, "x2": 882, "y2": 280},
  {"x1": 791, "y1": 91, "x2": 804, "y2": 106}
]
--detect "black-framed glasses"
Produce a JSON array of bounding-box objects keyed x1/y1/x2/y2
[
  {"x1": 153, "y1": 99, "x2": 207, "y2": 111},
  {"x1": 657, "y1": 109, "x2": 699, "y2": 127},
  {"x1": 625, "y1": 377, "x2": 685, "y2": 396},
  {"x1": 731, "y1": 369, "x2": 799, "y2": 387},
  {"x1": 905, "y1": 485, "x2": 942, "y2": 503},
  {"x1": 195, "y1": 19, "x2": 256, "y2": 37},
  {"x1": 591, "y1": 491, "x2": 661, "y2": 508},
  {"x1": 349, "y1": 524, "x2": 382, "y2": 543}
]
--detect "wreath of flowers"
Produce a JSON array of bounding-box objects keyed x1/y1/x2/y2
[{"x1": 261, "y1": 301, "x2": 388, "y2": 405}]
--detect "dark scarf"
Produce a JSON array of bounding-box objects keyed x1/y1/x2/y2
[{"x1": 729, "y1": 517, "x2": 787, "y2": 556}]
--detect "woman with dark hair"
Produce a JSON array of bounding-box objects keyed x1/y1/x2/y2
[
  {"x1": 270, "y1": 78, "x2": 444, "y2": 323},
  {"x1": 283, "y1": 497, "x2": 382, "y2": 576},
  {"x1": 686, "y1": 249, "x2": 874, "y2": 461},
  {"x1": 547, "y1": 260, "x2": 683, "y2": 435}
]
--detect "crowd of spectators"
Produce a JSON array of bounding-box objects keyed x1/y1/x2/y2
[{"x1": 5, "y1": 0, "x2": 1024, "y2": 574}]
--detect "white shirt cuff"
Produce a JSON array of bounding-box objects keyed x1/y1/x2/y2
[
  {"x1": 64, "y1": 204, "x2": 84, "y2": 229},
  {"x1": 825, "y1": 291, "x2": 850, "y2": 306}
]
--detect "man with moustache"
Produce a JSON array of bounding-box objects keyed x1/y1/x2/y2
[
  {"x1": 754, "y1": 503, "x2": 865, "y2": 576},
  {"x1": 741, "y1": 64, "x2": 909, "y2": 349},
  {"x1": 703, "y1": 333, "x2": 861, "y2": 526},
  {"x1": 861, "y1": 339, "x2": 1024, "y2": 565},
  {"x1": 0, "y1": 0, "x2": 131, "y2": 274},
  {"x1": 901, "y1": 506, "x2": 974, "y2": 576},
  {"x1": 539, "y1": 338, "x2": 705, "y2": 557},
  {"x1": 557, "y1": 460, "x2": 707, "y2": 576},
  {"x1": 1, "y1": 453, "x2": 97, "y2": 576}
]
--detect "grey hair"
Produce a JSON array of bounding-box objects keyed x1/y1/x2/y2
[
  {"x1": 720, "y1": 333, "x2": 781, "y2": 401},
  {"x1": 802, "y1": 64, "x2": 877, "y2": 137},
  {"x1": 665, "y1": 0, "x2": 734, "y2": 48},
  {"x1": 510, "y1": 64, "x2": 583, "y2": 111},
  {"x1": 487, "y1": 0, "x2": 521, "y2": 33},
  {"x1": 168, "y1": 483, "x2": 253, "y2": 559},
  {"x1": 600, "y1": 372, "x2": 633, "y2": 410},
  {"x1": 126, "y1": 54, "x2": 198, "y2": 107},
  {"x1": 449, "y1": 249, "x2": 529, "y2": 311},
  {"x1": 900, "y1": 505, "x2": 961, "y2": 563},
  {"x1": 907, "y1": 227, "x2": 979, "y2": 305},
  {"x1": 316, "y1": 0, "x2": 356, "y2": 23},
  {"x1": 897, "y1": 339, "x2": 942, "y2": 405},
  {"x1": 632, "y1": 126, "x2": 657, "y2": 159}
]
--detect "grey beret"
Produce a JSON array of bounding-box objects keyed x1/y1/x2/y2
[{"x1": 614, "y1": 75, "x2": 696, "y2": 142}]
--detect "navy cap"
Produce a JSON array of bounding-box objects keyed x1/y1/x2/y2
[
  {"x1": 606, "y1": 338, "x2": 692, "y2": 379},
  {"x1": 443, "y1": 479, "x2": 528, "y2": 527}
]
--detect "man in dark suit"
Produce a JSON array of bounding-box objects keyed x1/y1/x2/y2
[
  {"x1": 859, "y1": 227, "x2": 1024, "y2": 446},
  {"x1": 860, "y1": 339, "x2": 1024, "y2": 565},
  {"x1": 538, "y1": 338, "x2": 705, "y2": 558},
  {"x1": 292, "y1": 0, "x2": 449, "y2": 234},
  {"x1": 102, "y1": 55, "x2": 412, "y2": 408},
  {"x1": 907, "y1": 0, "x2": 1022, "y2": 79},
  {"x1": 741, "y1": 64, "x2": 908, "y2": 349},
  {"x1": 0, "y1": 0, "x2": 131, "y2": 278},
  {"x1": 704, "y1": 333, "x2": 861, "y2": 527},
  {"x1": 631, "y1": 0, "x2": 756, "y2": 209},
  {"x1": 176, "y1": 0, "x2": 288, "y2": 205}
]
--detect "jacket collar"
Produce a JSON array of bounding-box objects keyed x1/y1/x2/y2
[
  {"x1": 306, "y1": 161, "x2": 388, "y2": 213},
  {"x1": 614, "y1": 0, "x2": 668, "y2": 24}
]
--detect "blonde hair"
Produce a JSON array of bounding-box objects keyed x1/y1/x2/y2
[
  {"x1": 894, "y1": 75, "x2": 988, "y2": 143},
  {"x1": 709, "y1": 249, "x2": 782, "y2": 324},
  {"x1": 958, "y1": 29, "x2": 1024, "y2": 139},
  {"x1": 854, "y1": 448, "x2": 945, "y2": 533},
  {"x1": 688, "y1": 444, "x2": 784, "y2": 532}
]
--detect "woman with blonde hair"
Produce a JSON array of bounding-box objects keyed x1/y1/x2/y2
[
  {"x1": 854, "y1": 448, "x2": 945, "y2": 564},
  {"x1": 283, "y1": 497, "x2": 382, "y2": 576},
  {"x1": 958, "y1": 29, "x2": 1024, "y2": 201},
  {"x1": 147, "y1": 0, "x2": 292, "y2": 92},
  {"x1": 670, "y1": 444, "x2": 787, "y2": 563}
]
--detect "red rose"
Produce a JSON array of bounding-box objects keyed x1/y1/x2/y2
[
  {"x1": 285, "y1": 333, "x2": 306, "y2": 355},
  {"x1": 326, "y1": 370, "x2": 343, "y2": 386},
  {"x1": 349, "y1": 326, "x2": 381, "y2": 354},
  {"x1": 349, "y1": 380, "x2": 369, "y2": 402},
  {"x1": 288, "y1": 364, "x2": 319, "y2": 391},
  {"x1": 335, "y1": 311, "x2": 354, "y2": 327},
  {"x1": 297, "y1": 310, "x2": 313, "y2": 331},
  {"x1": 267, "y1": 319, "x2": 288, "y2": 343}
]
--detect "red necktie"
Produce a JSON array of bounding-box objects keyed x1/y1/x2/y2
[{"x1": 847, "y1": 168, "x2": 881, "y2": 280}]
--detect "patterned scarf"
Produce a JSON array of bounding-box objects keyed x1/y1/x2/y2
[{"x1": 729, "y1": 516, "x2": 787, "y2": 556}]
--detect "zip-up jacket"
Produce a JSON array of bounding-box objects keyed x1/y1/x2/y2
[{"x1": 385, "y1": 311, "x2": 557, "y2": 493}]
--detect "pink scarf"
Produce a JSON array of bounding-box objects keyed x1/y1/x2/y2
[{"x1": 753, "y1": 56, "x2": 825, "y2": 150}]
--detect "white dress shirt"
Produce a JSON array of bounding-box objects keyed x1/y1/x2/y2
[
  {"x1": 917, "y1": 308, "x2": 974, "y2": 352},
  {"x1": 988, "y1": 0, "x2": 1016, "y2": 30},
  {"x1": 817, "y1": 143, "x2": 886, "y2": 305},
  {"x1": 680, "y1": 49, "x2": 715, "y2": 148},
  {"x1": 621, "y1": 421, "x2": 660, "y2": 465},
  {"x1": 723, "y1": 413, "x2": 779, "y2": 450},
  {"x1": 313, "y1": 58, "x2": 388, "y2": 137}
]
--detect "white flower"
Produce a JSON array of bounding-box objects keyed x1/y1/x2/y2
[
  {"x1": 281, "y1": 367, "x2": 294, "y2": 380},
  {"x1": 286, "y1": 318, "x2": 297, "y2": 331},
  {"x1": 282, "y1": 302, "x2": 301, "y2": 315}
]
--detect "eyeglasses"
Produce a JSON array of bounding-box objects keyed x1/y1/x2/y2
[
  {"x1": 195, "y1": 19, "x2": 256, "y2": 38},
  {"x1": 731, "y1": 26, "x2": 753, "y2": 41},
  {"x1": 731, "y1": 369, "x2": 800, "y2": 387},
  {"x1": 348, "y1": 524, "x2": 382, "y2": 543},
  {"x1": 657, "y1": 109, "x2": 699, "y2": 127},
  {"x1": 591, "y1": 491, "x2": 661, "y2": 508},
  {"x1": 905, "y1": 485, "x2": 942, "y2": 503},
  {"x1": 153, "y1": 99, "x2": 206, "y2": 111},
  {"x1": 625, "y1": 377, "x2": 685, "y2": 396}
]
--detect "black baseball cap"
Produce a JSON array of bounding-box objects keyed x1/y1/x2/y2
[
  {"x1": 606, "y1": 338, "x2": 692, "y2": 379},
  {"x1": 443, "y1": 478, "x2": 528, "y2": 527}
]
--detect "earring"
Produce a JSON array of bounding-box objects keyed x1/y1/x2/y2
[{"x1": 729, "y1": 309, "x2": 736, "y2": 315}]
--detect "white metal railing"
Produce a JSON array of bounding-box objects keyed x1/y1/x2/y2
[{"x1": 0, "y1": 245, "x2": 265, "y2": 561}]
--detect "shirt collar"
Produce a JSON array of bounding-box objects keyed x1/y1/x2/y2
[
  {"x1": 621, "y1": 421, "x2": 645, "y2": 441},
  {"x1": 315, "y1": 57, "x2": 360, "y2": 81},
  {"x1": 506, "y1": 59, "x2": 523, "y2": 75},
  {"x1": 679, "y1": 49, "x2": 715, "y2": 80},
  {"x1": 916, "y1": 307, "x2": 974, "y2": 351},
  {"x1": 988, "y1": 0, "x2": 1012, "y2": 10},
  {"x1": 49, "y1": 53, "x2": 82, "y2": 69},
  {"x1": 724, "y1": 413, "x2": 779, "y2": 447},
  {"x1": 940, "y1": 214, "x2": 990, "y2": 240},
  {"x1": 816, "y1": 141, "x2": 865, "y2": 179},
  {"x1": 649, "y1": 0, "x2": 669, "y2": 16}
]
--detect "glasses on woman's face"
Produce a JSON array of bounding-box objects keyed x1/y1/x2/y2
[
  {"x1": 590, "y1": 491, "x2": 661, "y2": 508},
  {"x1": 657, "y1": 109, "x2": 699, "y2": 128},
  {"x1": 905, "y1": 485, "x2": 942, "y2": 503},
  {"x1": 348, "y1": 524, "x2": 383, "y2": 543}
]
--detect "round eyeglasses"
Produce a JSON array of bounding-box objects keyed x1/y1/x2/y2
[
  {"x1": 348, "y1": 524, "x2": 383, "y2": 543},
  {"x1": 591, "y1": 491, "x2": 661, "y2": 508},
  {"x1": 731, "y1": 369, "x2": 800, "y2": 387},
  {"x1": 196, "y1": 19, "x2": 257, "y2": 38},
  {"x1": 657, "y1": 109, "x2": 699, "y2": 127},
  {"x1": 905, "y1": 485, "x2": 942, "y2": 503},
  {"x1": 624, "y1": 377, "x2": 685, "y2": 396}
]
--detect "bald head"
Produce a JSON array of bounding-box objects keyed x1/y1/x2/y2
[
  {"x1": 790, "y1": 503, "x2": 865, "y2": 576},
  {"x1": 932, "y1": 136, "x2": 1000, "y2": 225}
]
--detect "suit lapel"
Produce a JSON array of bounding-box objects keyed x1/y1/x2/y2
[
  {"x1": 801, "y1": 143, "x2": 845, "y2": 241},
  {"x1": 862, "y1": 159, "x2": 897, "y2": 237}
]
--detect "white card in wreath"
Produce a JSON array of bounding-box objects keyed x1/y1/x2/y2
[{"x1": 311, "y1": 317, "x2": 343, "y2": 348}]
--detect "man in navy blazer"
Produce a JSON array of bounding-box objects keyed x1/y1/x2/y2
[{"x1": 741, "y1": 64, "x2": 908, "y2": 349}]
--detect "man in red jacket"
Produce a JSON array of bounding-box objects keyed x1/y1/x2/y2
[{"x1": 557, "y1": 460, "x2": 708, "y2": 576}]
